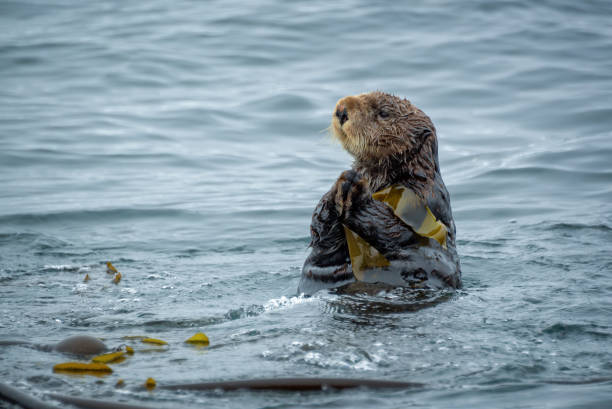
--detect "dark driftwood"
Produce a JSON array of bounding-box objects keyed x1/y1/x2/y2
[
  {"x1": 1, "y1": 378, "x2": 422, "y2": 409},
  {"x1": 162, "y1": 377, "x2": 423, "y2": 391},
  {"x1": 49, "y1": 394, "x2": 156, "y2": 409},
  {"x1": 0, "y1": 382, "x2": 59, "y2": 409}
]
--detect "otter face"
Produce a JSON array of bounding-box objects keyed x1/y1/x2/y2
[{"x1": 331, "y1": 91, "x2": 435, "y2": 162}]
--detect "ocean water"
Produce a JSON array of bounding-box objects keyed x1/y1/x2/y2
[{"x1": 1, "y1": 0, "x2": 611, "y2": 408}]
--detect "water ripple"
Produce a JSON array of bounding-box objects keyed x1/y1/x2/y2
[{"x1": 2, "y1": 1, "x2": 612, "y2": 408}]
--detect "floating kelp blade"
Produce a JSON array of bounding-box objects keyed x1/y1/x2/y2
[
  {"x1": 91, "y1": 351, "x2": 125, "y2": 364},
  {"x1": 346, "y1": 185, "x2": 450, "y2": 281},
  {"x1": 163, "y1": 377, "x2": 423, "y2": 391},
  {"x1": 372, "y1": 185, "x2": 447, "y2": 248},
  {"x1": 145, "y1": 377, "x2": 156, "y2": 390},
  {"x1": 106, "y1": 262, "x2": 118, "y2": 274},
  {"x1": 185, "y1": 332, "x2": 209, "y2": 346},
  {"x1": 141, "y1": 338, "x2": 167, "y2": 345},
  {"x1": 53, "y1": 362, "x2": 112, "y2": 375},
  {"x1": 343, "y1": 226, "x2": 390, "y2": 280}
]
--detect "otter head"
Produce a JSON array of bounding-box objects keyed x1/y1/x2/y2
[{"x1": 331, "y1": 91, "x2": 437, "y2": 166}]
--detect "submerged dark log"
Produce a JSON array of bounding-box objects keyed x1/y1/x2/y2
[
  {"x1": 1, "y1": 379, "x2": 421, "y2": 409},
  {"x1": 163, "y1": 377, "x2": 423, "y2": 391}
]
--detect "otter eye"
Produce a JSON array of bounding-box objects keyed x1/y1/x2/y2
[{"x1": 379, "y1": 109, "x2": 389, "y2": 118}]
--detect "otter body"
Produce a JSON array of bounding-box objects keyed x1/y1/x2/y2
[{"x1": 298, "y1": 92, "x2": 461, "y2": 295}]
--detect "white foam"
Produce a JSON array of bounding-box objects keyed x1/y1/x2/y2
[{"x1": 262, "y1": 294, "x2": 316, "y2": 312}]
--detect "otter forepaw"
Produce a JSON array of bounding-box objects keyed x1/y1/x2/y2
[{"x1": 333, "y1": 170, "x2": 370, "y2": 218}]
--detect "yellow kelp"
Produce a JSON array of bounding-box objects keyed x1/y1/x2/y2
[
  {"x1": 106, "y1": 262, "x2": 118, "y2": 274},
  {"x1": 91, "y1": 351, "x2": 125, "y2": 364},
  {"x1": 141, "y1": 338, "x2": 167, "y2": 345},
  {"x1": 344, "y1": 184, "x2": 448, "y2": 279},
  {"x1": 53, "y1": 362, "x2": 112, "y2": 375},
  {"x1": 372, "y1": 185, "x2": 447, "y2": 248},
  {"x1": 145, "y1": 377, "x2": 156, "y2": 390},
  {"x1": 185, "y1": 332, "x2": 210, "y2": 346},
  {"x1": 343, "y1": 226, "x2": 390, "y2": 281}
]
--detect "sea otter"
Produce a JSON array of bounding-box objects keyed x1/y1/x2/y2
[{"x1": 298, "y1": 91, "x2": 461, "y2": 295}]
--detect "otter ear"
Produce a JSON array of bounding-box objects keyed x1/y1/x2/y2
[
  {"x1": 419, "y1": 128, "x2": 433, "y2": 139},
  {"x1": 414, "y1": 127, "x2": 434, "y2": 146},
  {"x1": 420, "y1": 127, "x2": 440, "y2": 169}
]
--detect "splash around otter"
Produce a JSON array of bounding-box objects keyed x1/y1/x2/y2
[{"x1": 298, "y1": 91, "x2": 461, "y2": 295}]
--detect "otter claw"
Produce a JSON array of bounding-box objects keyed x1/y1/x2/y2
[
  {"x1": 341, "y1": 170, "x2": 361, "y2": 184},
  {"x1": 341, "y1": 178, "x2": 352, "y2": 199},
  {"x1": 333, "y1": 170, "x2": 370, "y2": 217}
]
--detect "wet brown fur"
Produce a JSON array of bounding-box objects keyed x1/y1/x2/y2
[
  {"x1": 297, "y1": 91, "x2": 460, "y2": 295},
  {"x1": 332, "y1": 91, "x2": 439, "y2": 198}
]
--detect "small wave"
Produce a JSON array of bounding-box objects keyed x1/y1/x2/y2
[
  {"x1": 224, "y1": 305, "x2": 264, "y2": 320},
  {"x1": 42, "y1": 264, "x2": 90, "y2": 273},
  {"x1": 225, "y1": 294, "x2": 316, "y2": 321},
  {"x1": 476, "y1": 166, "x2": 612, "y2": 182},
  {"x1": 477, "y1": 363, "x2": 548, "y2": 385},
  {"x1": 0, "y1": 232, "x2": 40, "y2": 244},
  {"x1": 300, "y1": 350, "x2": 378, "y2": 371},
  {"x1": 327, "y1": 287, "x2": 456, "y2": 315},
  {"x1": 545, "y1": 376, "x2": 612, "y2": 385},
  {"x1": 0, "y1": 207, "x2": 200, "y2": 225},
  {"x1": 543, "y1": 222, "x2": 612, "y2": 233},
  {"x1": 142, "y1": 317, "x2": 223, "y2": 329},
  {"x1": 541, "y1": 323, "x2": 611, "y2": 340},
  {"x1": 262, "y1": 338, "x2": 396, "y2": 371}
]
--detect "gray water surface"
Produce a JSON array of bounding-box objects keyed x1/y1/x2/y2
[{"x1": 1, "y1": 1, "x2": 612, "y2": 408}]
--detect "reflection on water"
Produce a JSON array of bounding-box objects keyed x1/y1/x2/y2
[{"x1": 331, "y1": 285, "x2": 456, "y2": 314}]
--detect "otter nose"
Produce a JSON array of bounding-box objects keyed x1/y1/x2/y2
[{"x1": 335, "y1": 104, "x2": 348, "y2": 126}]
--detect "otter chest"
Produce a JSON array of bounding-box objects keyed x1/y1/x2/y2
[{"x1": 343, "y1": 184, "x2": 448, "y2": 280}]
